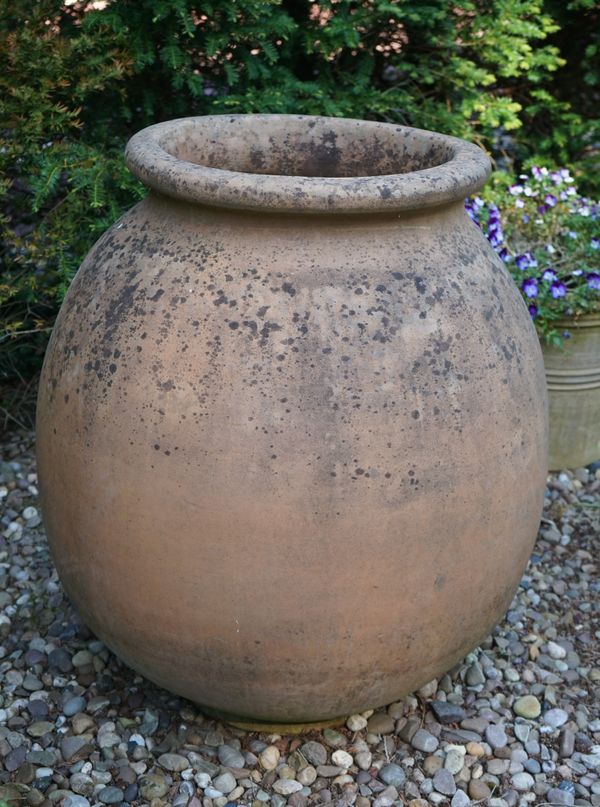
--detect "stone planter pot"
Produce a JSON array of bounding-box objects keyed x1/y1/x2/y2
[
  {"x1": 542, "y1": 313, "x2": 600, "y2": 470},
  {"x1": 36, "y1": 115, "x2": 548, "y2": 725}
]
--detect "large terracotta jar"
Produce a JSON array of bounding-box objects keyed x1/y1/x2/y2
[{"x1": 37, "y1": 115, "x2": 548, "y2": 725}]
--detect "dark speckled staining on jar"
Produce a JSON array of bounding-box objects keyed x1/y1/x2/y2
[{"x1": 36, "y1": 114, "x2": 548, "y2": 725}]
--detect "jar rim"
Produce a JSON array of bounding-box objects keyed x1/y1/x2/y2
[{"x1": 125, "y1": 114, "x2": 491, "y2": 215}]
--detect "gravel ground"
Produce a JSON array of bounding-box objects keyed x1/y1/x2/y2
[{"x1": 1, "y1": 430, "x2": 598, "y2": 807}]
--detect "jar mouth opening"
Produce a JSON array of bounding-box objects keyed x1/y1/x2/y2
[{"x1": 125, "y1": 114, "x2": 491, "y2": 214}]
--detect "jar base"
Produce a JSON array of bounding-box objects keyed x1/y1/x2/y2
[{"x1": 200, "y1": 705, "x2": 345, "y2": 734}]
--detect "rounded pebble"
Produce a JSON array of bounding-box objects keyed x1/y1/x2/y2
[
  {"x1": 485, "y1": 724, "x2": 508, "y2": 749},
  {"x1": 332, "y1": 750, "x2": 353, "y2": 768},
  {"x1": 544, "y1": 708, "x2": 569, "y2": 728},
  {"x1": 379, "y1": 763, "x2": 406, "y2": 788},
  {"x1": 346, "y1": 714, "x2": 368, "y2": 732},
  {"x1": 511, "y1": 772, "x2": 535, "y2": 791},
  {"x1": 513, "y1": 695, "x2": 541, "y2": 719},
  {"x1": 258, "y1": 745, "x2": 280, "y2": 770},
  {"x1": 273, "y1": 779, "x2": 303, "y2": 795}
]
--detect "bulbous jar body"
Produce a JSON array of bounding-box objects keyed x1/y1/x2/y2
[{"x1": 37, "y1": 115, "x2": 548, "y2": 723}]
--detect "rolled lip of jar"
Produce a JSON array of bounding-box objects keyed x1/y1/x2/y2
[{"x1": 125, "y1": 114, "x2": 491, "y2": 215}]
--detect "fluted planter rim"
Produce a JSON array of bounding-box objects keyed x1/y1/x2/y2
[
  {"x1": 544, "y1": 311, "x2": 600, "y2": 331},
  {"x1": 124, "y1": 114, "x2": 491, "y2": 214}
]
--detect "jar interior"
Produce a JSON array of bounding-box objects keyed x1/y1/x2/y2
[{"x1": 158, "y1": 116, "x2": 455, "y2": 178}]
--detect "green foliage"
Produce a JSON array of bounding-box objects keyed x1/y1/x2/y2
[
  {"x1": 1, "y1": 0, "x2": 598, "y2": 379},
  {"x1": 0, "y1": 1, "x2": 140, "y2": 379}
]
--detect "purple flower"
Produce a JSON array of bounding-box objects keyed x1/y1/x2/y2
[
  {"x1": 464, "y1": 199, "x2": 480, "y2": 224},
  {"x1": 516, "y1": 254, "x2": 530, "y2": 271},
  {"x1": 550, "y1": 281, "x2": 567, "y2": 298},
  {"x1": 464, "y1": 198, "x2": 483, "y2": 225},
  {"x1": 514, "y1": 198, "x2": 525, "y2": 208},
  {"x1": 537, "y1": 205, "x2": 548, "y2": 215},
  {"x1": 522, "y1": 214, "x2": 530, "y2": 223},
  {"x1": 528, "y1": 304, "x2": 538, "y2": 317},
  {"x1": 531, "y1": 166, "x2": 543, "y2": 180},
  {"x1": 542, "y1": 269, "x2": 557, "y2": 282},
  {"x1": 587, "y1": 272, "x2": 600, "y2": 290},
  {"x1": 515, "y1": 252, "x2": 538, "y2": 271},
  {"x1": 497, "y1": 247, "x2": 510, "y2": 262},
  {"x1": 591, "y1": 238, "x2": 600, "y2": 250},
  {"x1": 568, "y1": 231, "x2": 578, "y2": 239},
  {"x1": 562, "y1": 330, "x2": 571, "y2": 339},
  {"x1": 509, "y1": 184, "x2": 524, "y2": 195},
  {"x1": 572, "y1": 269, "x2": 583, "y2": 276},
  {"x1": 544, "y1": 194, "x2": 557, "y2": 207},
  {"x1": 487, "y1": 226, "x2": 503, "y2": 248},
  {"x1": 522, "y1": 278, "x2": 539, "y2": 298}
]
